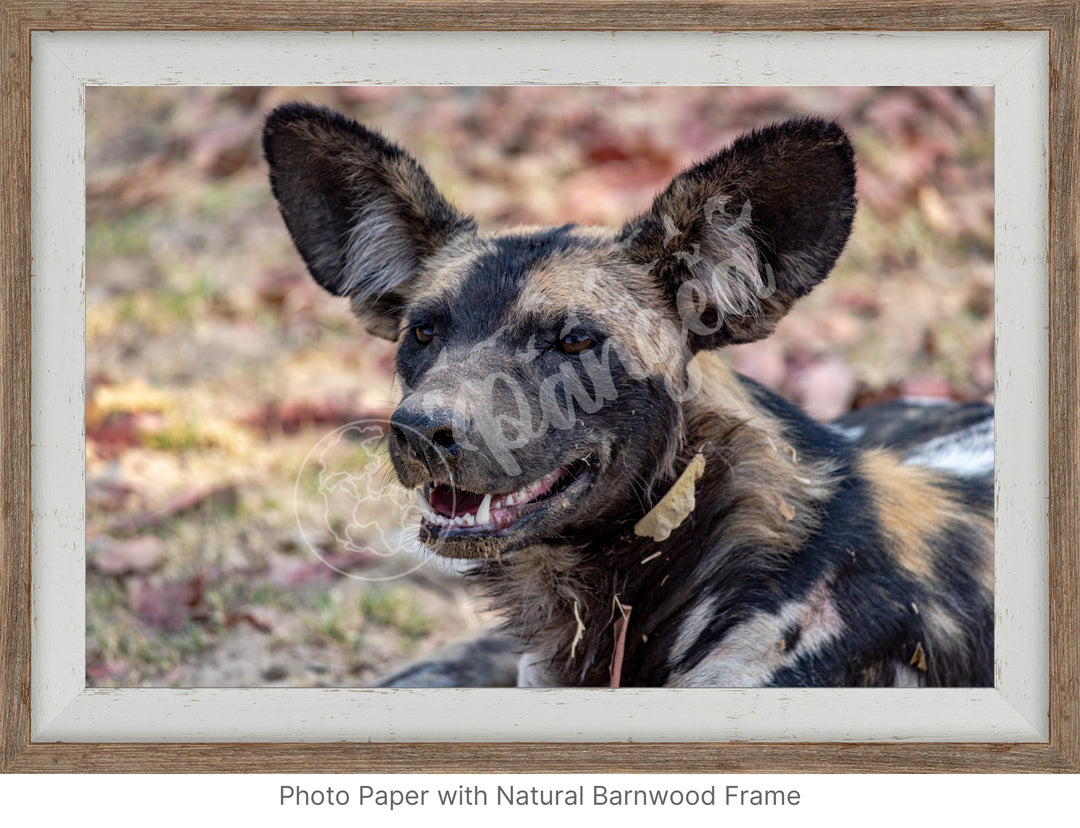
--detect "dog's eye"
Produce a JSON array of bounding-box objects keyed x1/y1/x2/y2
[
  {"x1": 557, "y1": 332, "x2": 595, "y2": 355},
  {"x1": 412, "y1": 324, "x2": 436, "y2": 345}
]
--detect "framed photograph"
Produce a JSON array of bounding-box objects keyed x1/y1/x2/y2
[{"x1": 2, "y1": 1, "x2": 1077, "y2": 774}]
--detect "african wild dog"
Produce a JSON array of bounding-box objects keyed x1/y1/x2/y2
[{"x1": 263, "y1": 103, "x2": 994, "y2": 688}]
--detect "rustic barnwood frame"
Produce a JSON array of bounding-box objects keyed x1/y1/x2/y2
[{"x1": 2, "y1": 0, "x2": 1077, "y2": 773}]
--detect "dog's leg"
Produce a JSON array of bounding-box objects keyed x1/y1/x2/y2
[{"x1": 374, "y1": 629, "x2": 522, "y2": 687}]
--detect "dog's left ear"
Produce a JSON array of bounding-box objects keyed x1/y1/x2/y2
[{"x1": 617, "y1": 118, "x2": 856, "y2": 349}]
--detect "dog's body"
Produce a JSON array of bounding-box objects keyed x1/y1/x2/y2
[{"x1": 264, "y1": 104, "x2": 994, "y2": 688}]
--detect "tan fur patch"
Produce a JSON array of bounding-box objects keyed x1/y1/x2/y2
[
  {"x1": 405, "y1": 234, "x2": 497, "y2": 312},
  {"x1": 859, "y1": 449, "x2": 950, "y2": 581},
  {"x1": 859, "y1": 447, "x2": 993, "y2": 599},
  {"x1": 510, "y1": 237, "x2": 688, "y2": 383},
  {"x1": 685, "y1": 351, "x2": 838, "y2": 552},
  {"x1": 857, "y1": 448, "x2": 993, "y2": 675},
  {"x1": 688, "y1": 351, "x2": 769, "y2": 425}
]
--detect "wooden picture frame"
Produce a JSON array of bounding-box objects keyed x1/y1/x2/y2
[{"x1": 2, "y1": 1, "x2": 1077, "y2": 774}]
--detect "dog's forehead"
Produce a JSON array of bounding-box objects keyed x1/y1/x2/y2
[{"x1": 411, "y1": 225, "x2": 640, "y2": 330}]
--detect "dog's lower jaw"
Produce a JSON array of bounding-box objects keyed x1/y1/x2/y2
[{"x1": 416, "y1": 532, "x2": 512, "y2": 561}]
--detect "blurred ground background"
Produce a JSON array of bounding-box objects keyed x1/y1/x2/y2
[{"x1": 85, "y1": 86, "x2": 994, "y2": 687}]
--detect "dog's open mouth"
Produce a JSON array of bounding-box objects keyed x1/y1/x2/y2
[{"x1": 415, "y1": 458, "x2": 592, "y2": 540}]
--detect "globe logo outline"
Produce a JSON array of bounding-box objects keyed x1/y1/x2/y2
[{"x1": 293, "y1": 418, "x2": 454, "y2": 581}]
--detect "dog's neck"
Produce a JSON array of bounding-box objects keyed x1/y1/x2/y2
[{"x1": 471, "y1": 381, "x2": 839, "y2": 687}]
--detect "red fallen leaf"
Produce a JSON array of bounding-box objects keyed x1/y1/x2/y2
[
  {"x1": 86, "y1": 411, "x2": 141, "y2": 459},
  {"x1": 108, "y1": 483, "x2": 238, "y2": 535},
  {"x1": 188, "y1": 112, "x2": 262, "y2": 177},
  {"x1": 90, "y1": 535, "x2": 166, "y2": 575},
  {"x1": 267, "y1": 553, "x2": 339, "y2": 588},
  {"x1": 320, "y1": 549, "x2": 378, "y2": 573},
  {"x1": 86, "y1": 478, "x2": 137, "y2": 512},
  {"x1": 86, "y1": 657, "x2": 128, "y2": 681},
  {"x1": 834, "y1": 288, "x2": 881, "y2": 317},
  {"x1": 254, "y1": 267, "x2": 311, "y2": 310},
  {"x1": 224, "y1": 605, "x2": 279, "y2": 633},
  {"x1": 127, "y1": 575, "x2": 205, "y2": 631},
  {"x1": 267, "y1": 549, "x2": 378, "y2": 588},
  {"x1": 239, "y1": 401, "x2": 388, "y2": 436},
  {"x1": 585, "y1": 141, "x2": 632, "y2": 165},
  {"x1": 161, "y1": 484, "x2": 238, "y2": 517}
]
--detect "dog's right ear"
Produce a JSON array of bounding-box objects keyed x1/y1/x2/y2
[{"x1": 263, "y1": 103, "x2": 476, "y2": 340}]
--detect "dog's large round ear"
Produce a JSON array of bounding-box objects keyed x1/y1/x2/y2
[
  {"x1": 616, "y1": 118, "x2": 856, "y2": 351},
  {"x1": 263, "y1": 103, "x2": 476, "y2": 340}
]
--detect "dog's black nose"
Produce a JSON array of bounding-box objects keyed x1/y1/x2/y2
[{"x1": 390, "y1": 403, "x2": 470, "y2": 465}]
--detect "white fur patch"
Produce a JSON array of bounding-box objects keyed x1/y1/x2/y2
[
  {"x1": 668, "y1": 596, "x2": 719, "y2": 669},
  {"x1": 676, "y1": 214, "x2": 765, "y2": 329},
  {"x1": 827, "y1": 423, "x2": 865, "y2": 441},
  {"x1": 667, "y1": 578, "x2": 843, "y2": 687},
  {"x1": 892, "y1": 659, "x2": 926, "y2": 687},
  {"x1": 343, "y1": 195, "x2": 417, "y2": 300},
  {"x1": 903, "y1": 416, "x2": 994, "y2": 478},
  {"x1": 517, "y1": 651, "x2": 558, "y2": 687}
]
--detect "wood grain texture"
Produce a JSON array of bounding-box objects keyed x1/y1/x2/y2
[
  {"x1": 0, "y1": 0, "x2": 34, "y2": 774},
  {"x1": 2, "y1": 0, "x2": 1078, "y2": 31},
  {"x1": 1048, "y1": 0, "x2": 1080, "y2": 772},
  {"x1": 5, "y1": 741, "x2": 1078, "y2": 774},
  {"x1": 2, "y1": 0, "x2": 1078, "y2": 774}
]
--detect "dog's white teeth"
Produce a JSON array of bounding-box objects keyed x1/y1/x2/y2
[
  {"x1": 416, "y1": 489, "x2": 437, "y2": 520},
  {"x1": 419, "y1": 467, "x2": 572, "y2": 529},
  {"x1": 497, "y1": 473, "x2": 555, "y2": 509},
  {"x1": 476, "y1": 493, "x2": 492, "y2": 525}
]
